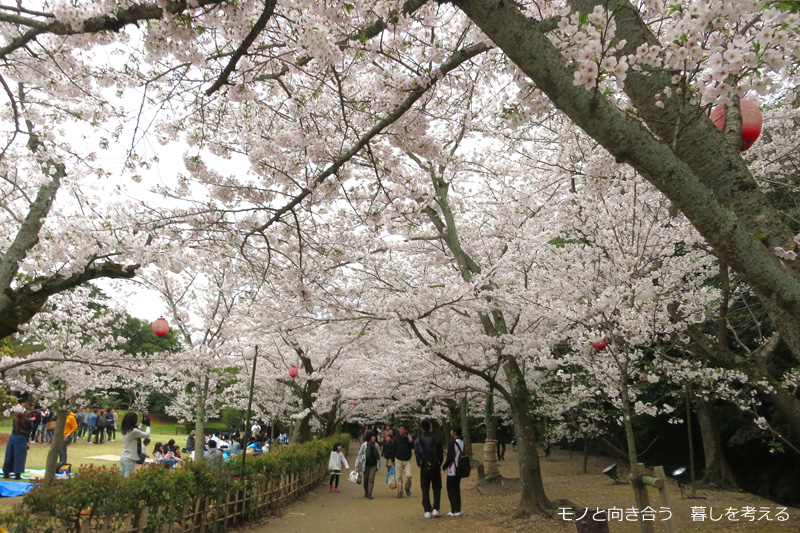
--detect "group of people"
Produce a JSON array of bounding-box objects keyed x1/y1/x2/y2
[
  {"x1": 344, "y1": 420, "x2": 465, "y2": 518},
  {"x1": 3, "y1": 406, "x2": 79, "y2": 479}
]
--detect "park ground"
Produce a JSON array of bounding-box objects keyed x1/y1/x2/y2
[
  {"x1": 241, "y1": 443, "x2": 800, "y2": 533},
  {"x1": 1, "y1": 434, "x2": 799, "y2": 532}
]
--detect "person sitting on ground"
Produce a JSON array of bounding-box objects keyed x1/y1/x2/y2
[
  {"x1": 162, "y1": 446, "x2": 182, "y2": 469},
  {"x1": 152, "y1": 442, "x2": 165, "y2": 462},
  {"x1": 137, "y1": 438, "x2": 150, "y2": 465},
  {"x1": 204, "y1": 440, "x2": 223, "y2": 468}
]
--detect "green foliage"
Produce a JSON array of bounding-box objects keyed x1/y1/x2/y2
[
  {"x1": 115, "y1": 317, "x2": 182, "y2": 356},
  {"x1": 0, "y1": 435, "x2": 351, "y2": 532},
  {"x1": 220, "y1": 407, "x2": 244, "y2": 429}
]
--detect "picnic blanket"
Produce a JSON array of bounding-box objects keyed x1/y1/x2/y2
[
  {"x1": 83, "y1": 454, "x2": 121, "y2": 461},
  {"x1": 0, "y1": 480, "x2": 35, "y2": 497},
  {"x1": 0, "y1": 469, "x2": 44, "y2": 480}
]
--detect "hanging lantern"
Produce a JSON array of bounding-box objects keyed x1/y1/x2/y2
[
  {"x1": 477, "y1": 396, "x2": 483, "y2": 404},
  {"x1": 545, "y1": 360, "x2": 559, "y2": 371},
  {"x1": 349, "y1": 400, "x2": 358, "y2": 406},
  {"x1": 591, "y1": 337, "x2": 608, "y2": 351},
  {"x1": 710, "y1": 98, "x2": 763, "y2": 151},
  {"x1": 288, "y1": 365, "x2": 299, "y2": 378},
  {"x1": 152, "y1": 317, "x2": 169, "y2": 337}
]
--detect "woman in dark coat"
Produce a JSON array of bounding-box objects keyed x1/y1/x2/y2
[{"x1": 3, "y1": 412, "x2": 32, "y2": 479}]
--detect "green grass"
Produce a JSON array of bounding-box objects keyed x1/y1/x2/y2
[
  {"x1": 1, "y1": 430, "x2": 188, "y2": 472},
  {"x1": 1, "y1": 412, "x2": 230, "y2": 473}
]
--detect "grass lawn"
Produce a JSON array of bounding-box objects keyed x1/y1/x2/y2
[{"x1": 1, "y1": 429, "x2": 188, "y2": 472}]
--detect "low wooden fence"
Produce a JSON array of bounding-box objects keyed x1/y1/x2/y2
[{"x1": 80, "y1": 466, "x2": 327, "y2": 533}]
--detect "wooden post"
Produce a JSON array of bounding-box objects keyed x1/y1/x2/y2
[
  {"x1": 654, "y1": 466, "x2": 678, "y2": 533},
  {"x1": 635, "y1": 463, "x2": 655, "y2": 533}
]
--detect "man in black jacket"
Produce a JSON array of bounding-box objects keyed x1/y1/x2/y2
[
  {"x1": 414, "y1": 419, "x2": 444, "y2": 518},
  {"x1": 390, "y1": 423, "x2": 415, "y2": 498}
]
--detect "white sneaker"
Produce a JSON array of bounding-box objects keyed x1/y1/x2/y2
[
  {"x1": 453, "y1": 512, "x2": 461, "y2": 516},
  {"x1": 424, "y1": 512, "x2": 431, "y2": 519},
  {"x1": 447, "y1": 512, "x2": 454, "y2": 517},
  {"x1": 432, "y1": 509, "x2": 441, "y2": 518}
]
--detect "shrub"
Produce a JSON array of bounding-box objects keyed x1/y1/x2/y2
[{"x1": 0, "y1": 434, "x2": 350, "y2": 532}]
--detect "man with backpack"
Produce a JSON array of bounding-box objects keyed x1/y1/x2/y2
[{"x1": 414, "y1": 419, "x2": 444, "y2": 518}]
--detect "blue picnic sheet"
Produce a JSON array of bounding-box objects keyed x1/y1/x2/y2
[{"x1": 0, "y1": 480, "x2": 35, "y2": 497}]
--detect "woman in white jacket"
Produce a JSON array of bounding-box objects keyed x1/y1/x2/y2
[
  {"x1": 119, "y1": 412, "x2": 151, "y2": 478},
  {"x1": 328, "y1": 442, "x2": 349, "y2": 492}
]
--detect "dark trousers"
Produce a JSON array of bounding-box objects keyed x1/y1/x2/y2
[
  {"x1": 107, "y1": 425, "x2": 116, "y2": 440},
  {"x1": 420, "y1": 471, "x2": 442, "y2": 512},
  {"x1": 59, "y1": 439, "x2": 69, "y2": 464},
  {"x1": 86, "y1": 426, "x2": 95, "y2": 441},
  {"x1": 93, "y1": 426, "x2": 105, "y2": 444},
  {"x1": 497, "y1": 441, "x2": 506, "y2": 460},
  {"x1": 329, "y1": 472, "x2": 340, "y2": 488},
  {"x1": 446, "y1": 475, "x2": 462, "y2": 513},
  {"x1": 3, "y1": 434, "x2": 29, "y2": 475}
]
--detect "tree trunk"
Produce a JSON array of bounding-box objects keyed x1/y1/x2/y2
[
  {"x1": 44, "y1": 408, "x2": 67, "y2": 480},
  {"x1": 619, "y1": 376, "x2": 649, "y2": 533},
  {"x1": 194, "y1": 372, "x2": 209, "y2": 465},
  {"x1": 505, "y1": 358, "x2": 552, "y2": 517},
  {"x1": 459, "y1": 394, "x2": 473, "y2": 461},
  {"x1": 483, "y1": 388, "x2": 501, "y2": 481},
  {"x1": 694, "y1": 397, "x2": 738, "y2": 488},
  {"x1": 292, "y1": 378, "x2": 321, "y2": 443}
]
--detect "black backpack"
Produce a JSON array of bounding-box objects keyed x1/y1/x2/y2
[
  {"x1": 419, "y1": 436, "x2": 439, "y2": 477},
  {"x1": 455, "y1": 441, "x2": 471, "y2": 478}
]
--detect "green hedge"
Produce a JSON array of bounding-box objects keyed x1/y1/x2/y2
[{"x1": 0, "y1": 434, "x2": 350, "y2": 533}]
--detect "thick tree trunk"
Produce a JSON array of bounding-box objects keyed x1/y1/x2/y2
[
  {"x1": 454, "y1": 0, "x2": 800, "y2": 369},
  {"x1": 292, "y1": 378, "x2": 321, "y2": 443},
  {"x1": 694, "y1": 398, "x2": 738, "y2": 489},
  {"x1": 505, "y1": 358, "x2": 552, "y2": 517},
  {"x1": 44, "y1": 408, "x2": 67, "y2": 480}
]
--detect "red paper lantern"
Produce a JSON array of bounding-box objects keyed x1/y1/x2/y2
[
  {"x1": 289, "y1": 365, "x2": 299, "y2": 378},
  {"x1": 591, "y1": 337, "x2": 608, "y2": 351},
  {"x1": 710, "y1": 98, "x2": 763, "y2": 151},
  {"x1": 349, "y1": 400, "x2": 358, "y2": 406},
  {"x1": 152, "y1": 317, "x2": 169, "y2": 337},
  {"x1": 477, "y1": 396, "x2": 483, "y2": 404}
]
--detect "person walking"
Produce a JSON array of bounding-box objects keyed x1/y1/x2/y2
[
  {"x1": 414, "y1": 419, "x2": 444, "y2": 518},
  {"x1": 391, "y1": 423, "x2": 415, "y2": 498},
  {"x1": 381, "y1": 432, "x2": 395, "y2": 474},
  {"x1": 327, "y1": 442, "x2": 349, "y2": 493},
  {"x1": 355, "y1": 431, "x2": 381, "y2": 499},
  {"x1": 443, "y1": 427, "x2": 465, "y2": 517},
  {"x1": 119, "y1": 412, "x2": 150, "y2": 478},
  {"x1": 59, "y1": 409, "x2": 78, "y2": 467},
  {"x1": 3, "y1": 411, "x2": 32, "y2": 479},
  {"x1": 86, "y1": 409, "x2": 98, "y2": 442}
]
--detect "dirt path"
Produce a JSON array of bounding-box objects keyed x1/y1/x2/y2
[
  {"x1": 242, "y1": 442, "x2": 800, "y2": 533},
  {"x1": 244, "y1": 441, "x2": 503, "y2": 533}
]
